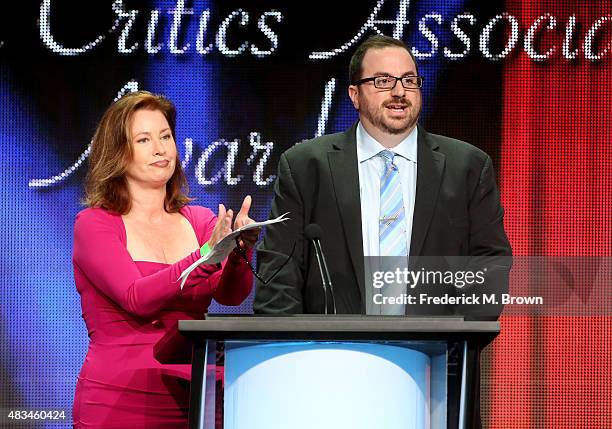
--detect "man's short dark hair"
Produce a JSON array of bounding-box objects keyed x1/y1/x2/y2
[{"x1": 349, "y1": 35, "x2": 418, "y2": 84}]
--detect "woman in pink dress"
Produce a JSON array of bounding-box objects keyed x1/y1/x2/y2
[{"x1": 72, "y1": 91, "x2": 257, "y2": 428}]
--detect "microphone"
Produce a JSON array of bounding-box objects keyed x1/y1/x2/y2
[{"x1": 304, "y1": 224, "x2": 336, "y2": 315}]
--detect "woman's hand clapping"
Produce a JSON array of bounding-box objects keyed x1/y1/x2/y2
[
  {"x1": 233, "y1": 195, "x2": 261, "y2": 249},
  {"x1": 207, "y1": 196, "x2": 261, "y2": 251},
  {"x1": 208, "y1": 204, "x2": 233, "y2": 248}
]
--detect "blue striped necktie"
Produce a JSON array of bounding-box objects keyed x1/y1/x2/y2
[{"x1": 378, "y1": 150, "x2": 408, "y2": 256}]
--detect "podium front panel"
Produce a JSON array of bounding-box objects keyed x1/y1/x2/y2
[
  {"x1": 224, "y1": 341, "x2": 441, "y2": 429},
  {"x1": 177, "y1": 316, "x2": 499, "y2": 429}
]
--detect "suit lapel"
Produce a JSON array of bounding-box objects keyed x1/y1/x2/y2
[
  {"x1": 410, "y1": 126, "x2": 446, "y2": 256},
  {"x1": 327, "y1": 124, "x2": 365, "y2": 306}
]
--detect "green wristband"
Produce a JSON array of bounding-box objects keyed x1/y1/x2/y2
[{"x1": 200, "y1": 242, "x2": 212, "y2": 258}]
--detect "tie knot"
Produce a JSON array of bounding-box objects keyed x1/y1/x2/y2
[{"x1": 378, "y1": 150, "x2": 395, "y2": 163}]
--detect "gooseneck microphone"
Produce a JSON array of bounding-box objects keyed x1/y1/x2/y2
[{"x1": 304, "y1": 224, "x2": 337, "y2": 315}]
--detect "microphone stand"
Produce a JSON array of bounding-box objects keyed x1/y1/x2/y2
[{"x1": 311, "y1": 238, "x2": 336, "y2": 315}]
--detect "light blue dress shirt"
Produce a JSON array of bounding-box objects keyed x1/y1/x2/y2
[{"x1": 356, "y1": 122, "x2": 418, "y2": 257}]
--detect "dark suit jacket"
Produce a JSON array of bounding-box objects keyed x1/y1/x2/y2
[{"x1": 254, "y1": 123, "x2": 511, "y2": 317}]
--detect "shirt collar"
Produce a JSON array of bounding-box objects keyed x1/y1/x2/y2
[{"x1": 356, "y1": 122, "x2": 418, "y2": 163}]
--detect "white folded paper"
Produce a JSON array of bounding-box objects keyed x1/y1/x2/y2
[{"x1": 177, "y1": 212, "x2": 290, "y2": 290}]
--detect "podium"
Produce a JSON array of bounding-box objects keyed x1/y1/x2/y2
[{"x1": 155, "y1": 315, "x2": 499, "y2": 429}]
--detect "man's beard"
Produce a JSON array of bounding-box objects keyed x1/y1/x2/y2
[{"x1": 360, "y1": 95, "x2": 420, "y2": 135}]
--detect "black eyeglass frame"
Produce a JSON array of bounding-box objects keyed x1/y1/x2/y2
[
  {"x1": 233, "y1": 236, "x2": 296, "y2": 285},
  {"x1": 353, "y1": 75, "x2": 424, "y2": 90}
]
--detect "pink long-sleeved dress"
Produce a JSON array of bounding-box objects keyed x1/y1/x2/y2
[{"x1": 72, "y1": 205, "x2": 252, "y2": 428}]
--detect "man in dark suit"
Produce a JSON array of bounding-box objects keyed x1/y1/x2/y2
[{"x1": 254, "y1": 35, "x2": 511, "y2": 317}]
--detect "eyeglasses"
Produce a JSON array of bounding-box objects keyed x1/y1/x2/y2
[
  {"x1": 233, "y1": 237, "x2": 296, "y2": 285},
  {"x1": 353, "y1": 75, "x2": 424, "y2": 90}
]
